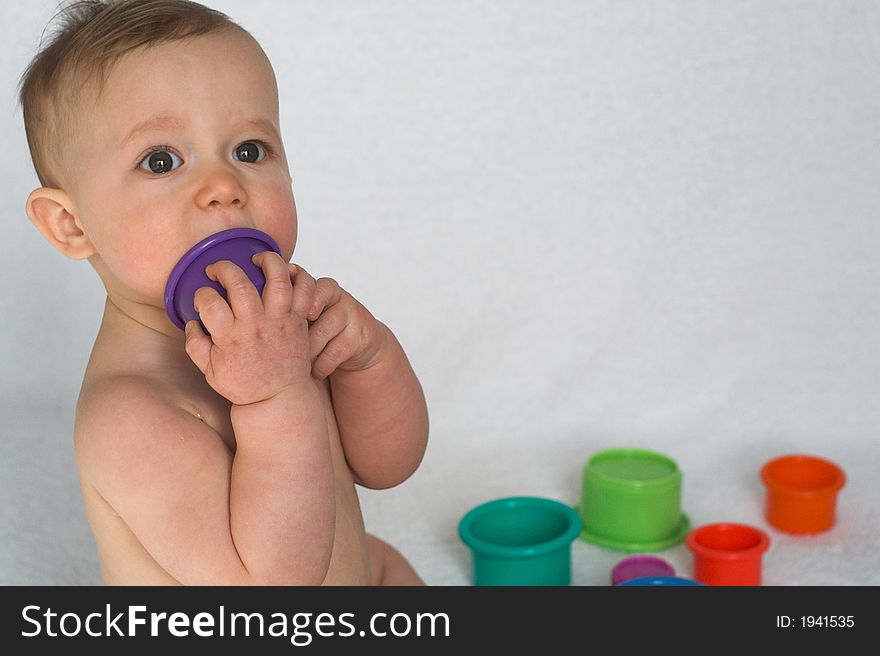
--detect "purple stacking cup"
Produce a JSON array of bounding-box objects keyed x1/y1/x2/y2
[
  {"x1": 164, "y1": 227, "x2": 283, "y2": 331},
  {"x1": 611, "y1": 555, "x2": 676, "y2": 586}
]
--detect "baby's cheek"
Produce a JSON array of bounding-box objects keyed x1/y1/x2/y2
[
  {"x1": 103, "y1": 221, "x2": 179, "y2": 301},
  {"x1": 83, "y1": 218, "x2": 172, "y2": 302},
  {"x1": 263, "y1": 182, "x2": 298, "y2": 260}
]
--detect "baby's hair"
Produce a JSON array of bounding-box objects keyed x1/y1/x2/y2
[{"x1": 18, "y1": 0, "x2": 247, "y2": 188}]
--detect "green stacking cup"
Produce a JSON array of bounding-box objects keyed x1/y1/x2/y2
[
  {"x1": 459, "y1": 497, "x2": 583, "y2": 586},
  {"x1": 579, "y1": 448, "x2": 690, "y2": 552}
]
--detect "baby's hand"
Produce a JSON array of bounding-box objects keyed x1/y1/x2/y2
[
  {"x1": 306, "y1": 277, "x2": 387, "y2": 380},
  {"x1": 184, "y1": 253, "x2": 317, "y2": 406}
]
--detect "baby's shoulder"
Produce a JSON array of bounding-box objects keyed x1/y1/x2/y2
[
  {"x1": 74, "y1": 372, "x2": 205, "y2": 483},
  {"x1": 77, "y1": 371, "x2": 175, "y2": 429}
]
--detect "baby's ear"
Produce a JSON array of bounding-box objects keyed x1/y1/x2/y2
[{"x1": 25, "y1": 187, "x2": 96, "y2": 260}]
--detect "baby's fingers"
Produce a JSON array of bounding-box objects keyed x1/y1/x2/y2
[
  {"x1": 193, "y1": 285, "x2": 234, "y2": 337},
  {"x1": 311, "y1": 332, "x2": 353, "y2": 381},
  {"x1": 309, "y1": 277, "x2": 343, "y2": 321},
  {"x1": 288, "y1": 263, "x2": 317, "y2": 319},
  {"x1": 183, "y1": 319, "x2": 212, "y2": 374},
  {"x1": 252, "y1": 251, "x2": 292, "y2": 316},
  {"x1": 308, "y1": 303, "x2": 348, "y2": 367}
]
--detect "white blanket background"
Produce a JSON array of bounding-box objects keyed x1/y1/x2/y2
[{"x1": 1, "y1": 1, "x2": 877, "y2": 585}]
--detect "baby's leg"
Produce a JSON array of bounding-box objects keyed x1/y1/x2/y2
[{"x1": 367, "y1": 534, "x2": 424, "y2": 586}]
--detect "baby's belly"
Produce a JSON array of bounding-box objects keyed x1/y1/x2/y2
[
  {"x1": 320, "y1": 482, "x2": 372, "y2": 586},
  {"x1": 314, "y1": 379, "x2": 372, "y2": 584}
]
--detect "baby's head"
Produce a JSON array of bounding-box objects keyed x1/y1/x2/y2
[{"x1": 20, "y1": 0, "x2": 297, "y2": 333}]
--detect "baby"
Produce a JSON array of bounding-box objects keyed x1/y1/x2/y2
[{"x1": 19, "y1": 0, "x2": 428, "y2": 585}]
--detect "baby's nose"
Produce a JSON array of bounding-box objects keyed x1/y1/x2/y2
[{"x1": 195, "y1": 167, "x2": 248, "y2": 209}]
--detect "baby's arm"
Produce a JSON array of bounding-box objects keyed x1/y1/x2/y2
[
  {"x1": 77, "y1": 377, "x2": 333, "y2": 585},
  {"x1": 228, "y1": 381, "x2": 334, "y2": 582},
  {"x1": 78, "y1": 254, "x2": 335, "y2": 585},
  {"x1": 307, "y1": 280, "x2": 429, "y2": 489}
]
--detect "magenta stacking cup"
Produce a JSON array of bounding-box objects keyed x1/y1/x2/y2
[
  {"x1": 611, "y1": 555, "x2": 676, "y2": 586},
  {"x1": 164, "y1": 228, "x2": 283, "y2": 332}
]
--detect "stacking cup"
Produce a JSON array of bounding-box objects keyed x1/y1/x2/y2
[
  {"x1": 760, "y1": 454, "x2": 846, "y2": 534},
  {"x1": 458, "y1": 497, "x2": 583, "y2": 586},
  {"x1": 618, "y1": 576, "x2": 703, "y2": 586},
  {"x1": 686, "y1": 523, "x2": 770, "y2": 586},
  {"x1": 611, "y1": 555, "x2": 676, "y2": 585},
  {"x1": 164, "y1": 227, "x2": 283, "y2": 332},
  {"x1": 579, "y1": 448, "x2": 689, "y2": 552}
]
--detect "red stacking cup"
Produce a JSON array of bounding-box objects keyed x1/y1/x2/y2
[{"x1": 686, "y1": 523, "x2": 770, "y2": 586}]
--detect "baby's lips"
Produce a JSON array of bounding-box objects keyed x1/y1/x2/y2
[{"x1": 164, "y1": 228, "x2": 282, "y2": 331}]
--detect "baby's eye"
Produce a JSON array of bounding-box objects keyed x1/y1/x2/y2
[
  {"x1": 234, "y1": 141, "x2": 268, "y2": 163},
  {"x1": 138, "y1": 148, "x2": 183, "y2": 174}
]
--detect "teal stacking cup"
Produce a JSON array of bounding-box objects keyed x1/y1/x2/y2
[
  {"x1": 579, "y1": 448, "x2": 690, "y2": 552},
  {"x1": 459, "y1": 497, "x2": 583, "y2": 586}
]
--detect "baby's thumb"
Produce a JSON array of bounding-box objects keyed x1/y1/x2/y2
[{"x1": 183, "y1": 320, "x2": 211, "y2": 372}]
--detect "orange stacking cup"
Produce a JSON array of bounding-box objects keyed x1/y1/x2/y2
[{"x1": 760, "y1": 454, "x2": 846, "y2": 534}]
